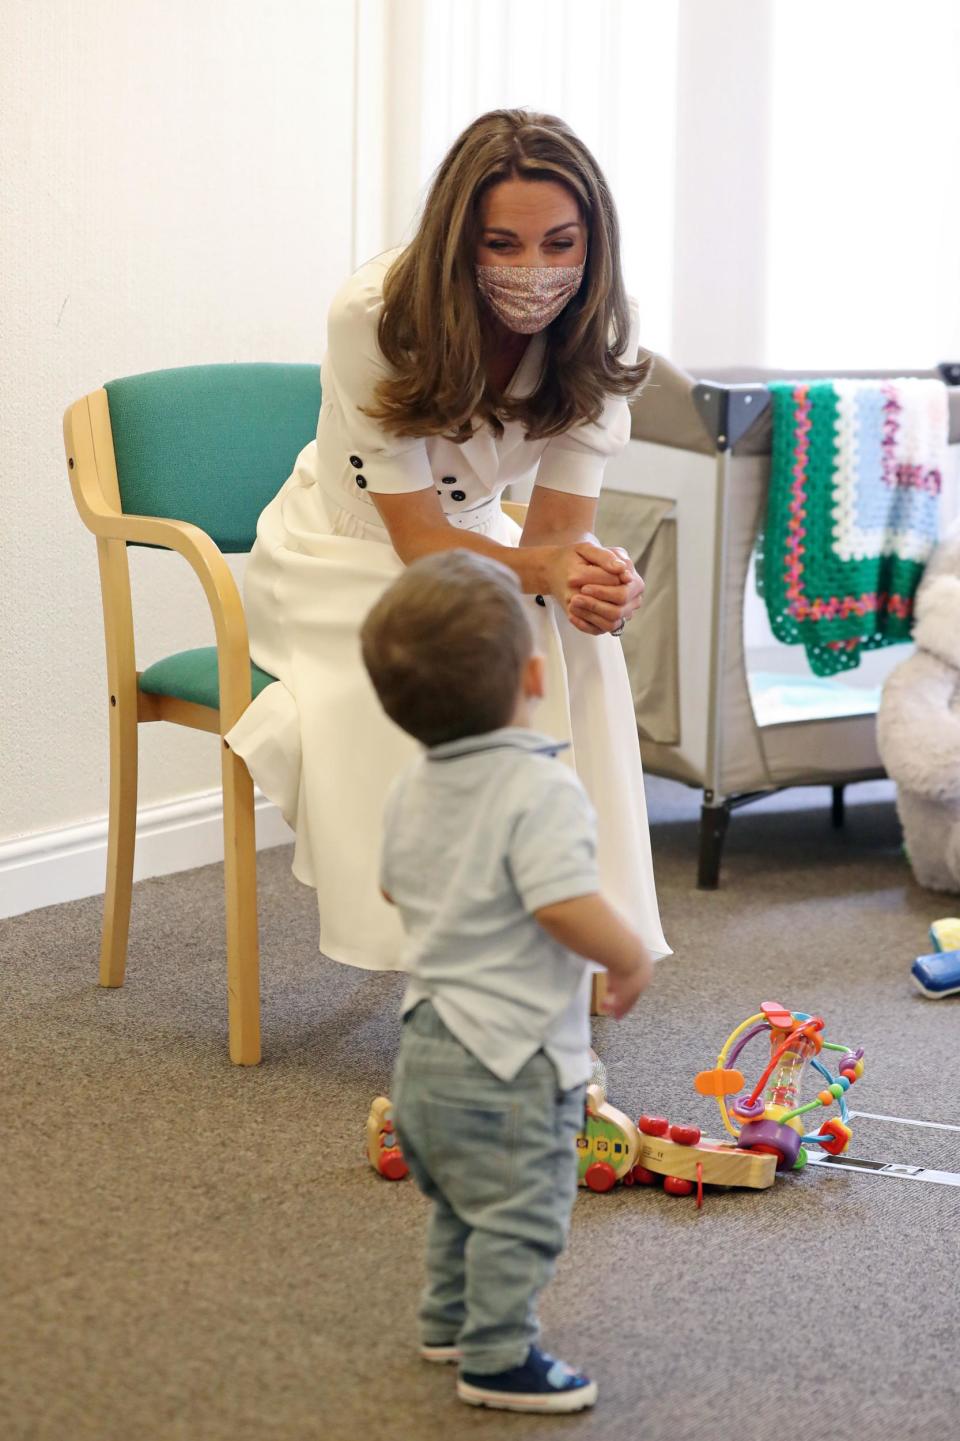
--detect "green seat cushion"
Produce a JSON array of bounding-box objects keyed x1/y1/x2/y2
[
  {"x1": 105, "y1": 363, "x2": 321, "y2": 552},
  {"x1": 139, "y1": 647, "x2": 277, "y2": 711}
]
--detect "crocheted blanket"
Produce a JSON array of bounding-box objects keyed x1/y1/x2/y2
[{"x1": 758, "y1": 378, "x2": 948, "y2": 676}]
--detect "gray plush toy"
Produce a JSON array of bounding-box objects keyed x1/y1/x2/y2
[{"x1": 877, "y1": 525, "x2": 960, "y2": 893}]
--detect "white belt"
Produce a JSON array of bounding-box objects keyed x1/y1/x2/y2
[{"x1": 317, "y1": 477, "x2": 503, "y2": 534}]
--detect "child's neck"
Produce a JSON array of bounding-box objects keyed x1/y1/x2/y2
[{"x1": 509, "y1": 698, "x2": 533, "y2": 729}]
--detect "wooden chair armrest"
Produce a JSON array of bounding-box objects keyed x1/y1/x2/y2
[
  {"x1": 65, "y1": 394, "x2": 253, "y2": 729},
  {"x1": 92, "y1": 511, "x2": 251, "y2": 728}
]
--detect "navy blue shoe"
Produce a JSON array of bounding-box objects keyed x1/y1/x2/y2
[
  {"x1": 457, "y1": 1346, "x2": 598, "y2": 1413},
  {"x1": 912, "y1": 949, "x2": 960, "y2": 999}
]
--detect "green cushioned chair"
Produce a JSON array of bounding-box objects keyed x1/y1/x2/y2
[
  {"x1": 64, "y1": 363, "x2": 322, "y2": 1065},
  {"x1": 139, "y1": 648, "x2": 280, "y2": 713}
]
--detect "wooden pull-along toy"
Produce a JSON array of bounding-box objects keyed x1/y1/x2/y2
[
  {"x1": 365, "y1": 1004, "x2": 865, "y2": 1208},
  {"x1": 574, "y1": 1084, "x2": 776, "y2": 1206},
  {"x1": 366, "y1": 1096, "x2": 408, "y2": 1180}
]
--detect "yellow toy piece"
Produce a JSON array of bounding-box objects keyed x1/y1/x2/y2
[
  {"x1": 366, "y1": 1096, "x2": 409, "y2": 1181},
  {"x1": 694, "y1": 1066, "x2": 745, "y2": 1098},
  {"x1": 930, "y1": 917, "x2": 960, "y2": 952}
]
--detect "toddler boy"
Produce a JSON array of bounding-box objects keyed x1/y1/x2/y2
[{"x1": 360, "y1": 549, "x2": 652, "y2": 1413}]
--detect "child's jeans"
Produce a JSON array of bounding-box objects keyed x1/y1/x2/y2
[{"x1": 392, "y1": 1000, "x2": 586, "y2": 1375}]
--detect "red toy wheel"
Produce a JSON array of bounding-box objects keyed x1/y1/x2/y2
[
  {"x1": 669, "y1": 1124, "x2": 702, "y2": 1147},
  {"x1": 584, "y1": 1161, "x2": 618, "y2": 1193},
  {"x1": 379, "y1": 1151, "x2": 409, "y2": 1181},
  {"x1": 663, "y1": 1176, "x2": 694, "y2": 1196},
  {"x1": 638, "y1": 1115, "x2": 670, "y2": 1137},
  {"x1": 628, "y1": 1165, "x2": 657, "y2": 1186}
]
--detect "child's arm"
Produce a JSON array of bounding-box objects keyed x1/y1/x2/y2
[{"x1": 534, "y1": 893, "x2": 652, "y2": 1019}]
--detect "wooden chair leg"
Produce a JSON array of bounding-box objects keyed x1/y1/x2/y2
[
  {"x1": 221, "y1": 739, "x2": 262, "y2": 1065},
  {"x1": 99, "y1": 687, "x2": 138, "y2": 988}
]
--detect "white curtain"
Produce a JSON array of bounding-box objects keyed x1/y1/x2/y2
[
  {"x1": 766, "y1": 0, "x2": 960, "y2": 370},
  {"x1": 356, "y1": 0, "x2": 680, "y2": 358},
  {"x1": 354, "y1": 0, "x2": 960, "y2": 374}
]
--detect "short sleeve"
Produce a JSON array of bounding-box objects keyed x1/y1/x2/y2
[
  {"x1": 508, "y1": 772, "x2": 600, "y2": 914},
  {"x1": 533, "y1": 297, "x2": 641, "y2": 499},
  {"x1": 324, "y1": 259, "x2": 434, "y2": 495}
]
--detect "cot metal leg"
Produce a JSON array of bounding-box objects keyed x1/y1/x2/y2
[
  {"x1": 697, "y1": 791, "x2": 773, "y2": 889},
  {"x1": 831, "y1": 785, "x2": 846, "y2": 829},
  {"x1": 697, "y1": 800, "x2": 730, "y2": 890}
]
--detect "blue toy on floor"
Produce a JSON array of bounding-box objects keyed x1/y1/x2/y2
[{"x1": 912, "y1": 918, "x2": 960, "y2": 998}]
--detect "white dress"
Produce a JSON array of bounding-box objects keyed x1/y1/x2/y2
[{"x1": 226, "y1": 251, "x2": 670, "y2": 969}]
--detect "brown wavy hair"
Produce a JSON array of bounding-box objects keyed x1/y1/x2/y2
[{"x1": 364, "y1": 108, "x2": 649, "y2": 442}]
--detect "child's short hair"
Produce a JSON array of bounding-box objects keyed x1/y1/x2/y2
[{"x1": 360, "y1": 550, "x2": 535, "y2": 746}]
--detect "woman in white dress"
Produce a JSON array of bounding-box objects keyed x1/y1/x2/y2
[{"x1": 227, "y1": 109, "x2": 670, "y2": 970}]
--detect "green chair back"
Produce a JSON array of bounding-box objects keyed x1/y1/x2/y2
[{"x1": 104, "y1": 363, "x2": 322, "y2": 552}]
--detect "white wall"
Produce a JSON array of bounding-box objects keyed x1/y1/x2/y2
[
  {"x1": 671, "y1": 0, "x2": 772, "y2": 369},
  {"x1": 0, "y1": 0, "x2": 357, "y2": 846}
]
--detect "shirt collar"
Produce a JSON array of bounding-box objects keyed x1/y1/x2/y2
[{"x1": 426, "y1": 726, "x2": 570, "y2": 764}]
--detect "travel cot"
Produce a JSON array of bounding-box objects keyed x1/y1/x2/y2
[{"x1": 595, "y1": 358, "x2": 960, "y2": 887}]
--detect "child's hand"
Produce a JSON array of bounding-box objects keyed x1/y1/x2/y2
[
  {"x1": 535, "y1": 897, "x2": 654, "y2": 1011},
  {"x1": 601, "y1": 954, "x2": 651, "y2": 1020}
]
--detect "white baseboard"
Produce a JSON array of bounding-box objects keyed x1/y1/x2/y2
[{"x1": 0, "y1": 789, "x2": 294, "y2": 920}]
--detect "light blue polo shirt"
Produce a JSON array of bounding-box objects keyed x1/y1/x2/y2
[{"x1": 380, "y1": 727, "x2": 599, "y2": 1090}]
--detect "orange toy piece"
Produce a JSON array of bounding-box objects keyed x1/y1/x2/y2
[
  {"x1": 366, "y1": 1096, "x2": 409, "y2": 1180},
  {"x1": 761, "y1": 1000, "x2": 795, "y2": 1031},
  {"x1": 694, "y1": 1066, "x2": 745, "y2": 1098}
]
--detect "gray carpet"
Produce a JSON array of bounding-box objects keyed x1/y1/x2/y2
[{"x1": 3, "y1": 776, "x2": 959, "y2": 1441}]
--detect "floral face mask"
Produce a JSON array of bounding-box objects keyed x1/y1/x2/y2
[{"x1": 475, "y1": 262, "x2": 585, "y2": 334}]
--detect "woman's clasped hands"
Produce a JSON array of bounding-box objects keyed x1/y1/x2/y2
[{"x1": 545, "y1": 542, "x2": 644, "y2": 637}]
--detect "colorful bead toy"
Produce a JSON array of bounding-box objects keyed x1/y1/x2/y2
[{"x1": 695, "y1": 1002, "x2": 865, "y2": 1171}]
